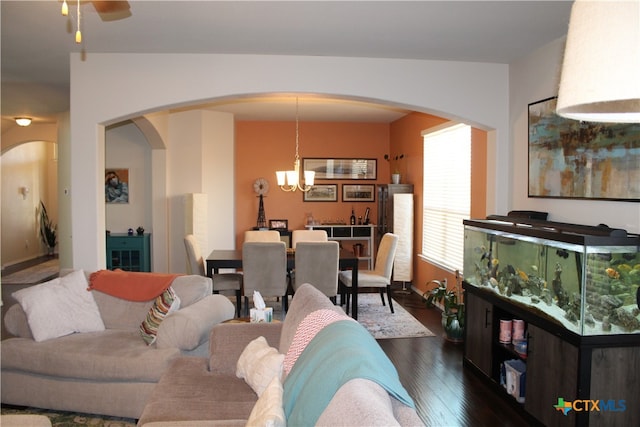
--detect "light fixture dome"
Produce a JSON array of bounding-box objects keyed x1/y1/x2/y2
[
  {"x1": 15, "y1": 117, "x2": 32, "y2": 127},
  {"x1": 556, "y1": 0, "x2": 640, "y2": 123}
]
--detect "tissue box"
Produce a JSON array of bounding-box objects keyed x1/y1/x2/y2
[{"x1": 250, "y1": 307, "x2": 273, "y2": 323}]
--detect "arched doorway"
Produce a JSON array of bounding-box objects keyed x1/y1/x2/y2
[{"x1": 1, "y1": 140, "x2": 58, "y2": 267}]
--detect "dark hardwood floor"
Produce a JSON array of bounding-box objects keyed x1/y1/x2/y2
[{"x1": 385, "y1": 287, "x2": 531, "y2": 427}]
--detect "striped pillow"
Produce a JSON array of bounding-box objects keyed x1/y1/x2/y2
[{"x1": 140, "y1": 287, "x2": 181, "y2": 345}]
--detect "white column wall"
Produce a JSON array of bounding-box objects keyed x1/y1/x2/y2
[
  {"x1": 70, "y1": 53, "x2": 510, "y2": 271},
  {"x1": 202, "y1": 111, "x2": 236, "y2": 255}
]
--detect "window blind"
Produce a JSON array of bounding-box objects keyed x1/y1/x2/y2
[{"x1": 422, "y1": 123, "x2": 471, "y2": 272}]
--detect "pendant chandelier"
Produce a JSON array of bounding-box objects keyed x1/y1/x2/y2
[
  {"x1": 276, "y1": 97, "x2": 315, "y2": 192},
  {"x1": 61, "y1": 0, "x2": 82, "y2": 43}
]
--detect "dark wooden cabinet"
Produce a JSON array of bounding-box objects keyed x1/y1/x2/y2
[
  {"x1": 464, "y1": 292, "x2": 493, "y2": 377},
  {"x1": 464, "y1": 284, "x2": 639, "y2": 427},
  {"x1": 525, "y1": 324, "x2": 578, "y2": 427}
]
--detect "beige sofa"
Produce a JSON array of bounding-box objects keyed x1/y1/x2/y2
[
  {"x1": 1, "y1": 272, "x2": 235, "y2": 419},
  {"x1": 138, "y1": 283, "x2": 424, "y2": 426}
]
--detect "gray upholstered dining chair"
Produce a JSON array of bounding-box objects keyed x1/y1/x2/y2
[
  {"x1": 184, "y1": 234, "x2": 243, "y2": 317},
  {"x1": 291, "y1": 229, "x2": 328, "y2": 248},
  {"x1": 293, "y1": 241, "x2": 340, "y2": 302},
  {"x1": 242, "y1": 241, "x2": 288, "y2": 314},
  {"x1": 339, "y1": 232, "x2": 399, "y2": 314}
]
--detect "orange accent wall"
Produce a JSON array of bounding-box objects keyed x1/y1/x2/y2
[
  {"x1": 235, "y1": 114, "x2": 488, "y2": 298},
  {"x1": 235, "y1": 121, "x2": 390, "y2": 249}
]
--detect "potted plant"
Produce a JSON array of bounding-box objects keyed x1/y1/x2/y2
[
  {"x1": 384, "y1": 154, "x2": 404, "y2": 184},
  {"x1": 423, "y1": 271, "x2": 465, "y2": 343},
  {"x1": 39, "y1": 200, "x2": 57, "y2": 255}
]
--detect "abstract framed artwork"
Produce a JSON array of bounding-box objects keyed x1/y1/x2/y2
[
  {"x1": 302, "y1": 158, "x2": 377, "y2": 180},
  {"x1": 342, "y1": 184, "x2": 375, "y2": 202},
  {"x1": 302, "y1": 184, "x2": 338, "y2": 202},
  {"x1": 105, "y1": 168, "x2": 129, "y2": 204},
  {"x1": 528, "y1": 97, "x2": 640, "y2": 201}
]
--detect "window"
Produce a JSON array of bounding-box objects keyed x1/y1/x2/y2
[{"x1": 421, "y1": 123, "x2": 471, "y2": 273}]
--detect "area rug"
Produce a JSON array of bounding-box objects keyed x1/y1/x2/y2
[
  {"x1": 1, "y1": 259, "x2": 59, "y2": 285},
  {"x1": 0, "y1": 405, "x2": 136, "y2": 426},
  {"x1": 355, "y1": 293, "x2": 435, "y2": 339}
]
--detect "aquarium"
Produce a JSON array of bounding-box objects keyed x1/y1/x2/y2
[{"x1": 463, "y1": 217, "x2": 640, "y2": 336}]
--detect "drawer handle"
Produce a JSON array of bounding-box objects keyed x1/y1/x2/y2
[{"x1": 484, "y1": 308, "x2": 491, "y2": 328}]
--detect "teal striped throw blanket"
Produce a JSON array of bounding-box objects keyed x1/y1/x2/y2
[{"x1": 283, "y1": 319, "x2": 415, "y2": 426}]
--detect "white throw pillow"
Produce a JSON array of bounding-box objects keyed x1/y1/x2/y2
[
  {"x1": 237, "y1": 336, "x2": 284, "y2": 396},
  {"x1": 12, "y1": 269, "x2": 105, "y2": 342},
  {"x1": 245, "y1": 376, "x2": 286, "y2": 427}
]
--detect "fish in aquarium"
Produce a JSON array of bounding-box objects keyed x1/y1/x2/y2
[
  {"x1": 466, "y1": 223, "x2": 640, "y2": 335},
  {"x1": 605, "y1": 267, "x2": 620, "y2": 279}
]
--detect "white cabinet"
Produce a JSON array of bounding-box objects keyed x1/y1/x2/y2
[{"x1": 305, "y1": 225, "x2": 376, "y2": 269}]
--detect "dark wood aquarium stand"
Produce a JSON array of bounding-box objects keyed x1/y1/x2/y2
[{"x1": 463, "y1": 283, "x2": 640, "y2": 427}]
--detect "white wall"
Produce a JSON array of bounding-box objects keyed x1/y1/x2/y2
[
  {"x1": 165, "y1": 110, "x2": 235, "y2": 273},
  {"x1": 70, "y1": 53, "x2": 511, "y2": 272},
  {"x1": 105, "y1": 122, "x2": 152, "y2": 235},
  {"x1": 509, "y1": 38, "x2": 640, "y2": 233}
]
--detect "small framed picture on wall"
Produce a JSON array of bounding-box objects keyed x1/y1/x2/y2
[
  {"x1": 105, "y1": 169, "x2": 129, "y2": 204},
  {"x1": 303, "y1": 184, "x2": 338, "y2": 202},
  {"x1": 342, "y1": 184, "x2": 375, "y2": 202}
]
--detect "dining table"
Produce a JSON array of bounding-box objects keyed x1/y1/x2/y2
[{"x1": 205, "y1": 248, "x2": 360, "y2": 319}]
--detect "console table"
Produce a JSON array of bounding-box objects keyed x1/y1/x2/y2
[{"x1": 305, "y1": 224, "x2": 376, "y2": 269}]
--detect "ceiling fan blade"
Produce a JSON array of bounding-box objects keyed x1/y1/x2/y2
[{"x1": 91, "y1": 0, "x2": 131, "y2": 21}]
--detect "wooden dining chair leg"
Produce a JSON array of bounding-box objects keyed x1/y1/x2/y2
[
  {"x1": 235, "y1": 290, "x2": 242, "y2": 318},
  {"x1": 345, "y1": 291, "x2": 351, "y2": 315},
  {"x1": 379, "y1": 289, "x2": 386, "y2": 306},
  {"x1": 244, "y1": 296, "x2": 250, "y2": 317},
  {"x1": 386, "y1": 285, "x2": 394, "y2": 314}
]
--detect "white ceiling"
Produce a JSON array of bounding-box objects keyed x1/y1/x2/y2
[{"x1": 1, "y1": 0, "x2": 573, "y2": 127}]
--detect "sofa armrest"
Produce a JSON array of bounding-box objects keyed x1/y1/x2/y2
[
  {"x1": 156, "y1": 294, "x2": 235, "y2": 351},
  {"x1": 208, "y1": 323, "x2": 282, "y2": 375}
]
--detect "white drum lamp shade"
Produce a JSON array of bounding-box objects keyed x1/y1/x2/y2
[{"x1": 557, "y1": 0, "x2": 640, "y2": 123}]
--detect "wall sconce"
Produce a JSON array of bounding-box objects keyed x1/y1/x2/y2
[
  {"x1": 20, "y1": 187, "x2": 30, "y2": 199},
  {"x1": 15, "y1": 117, "x2": 32, "y2": 127}
]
